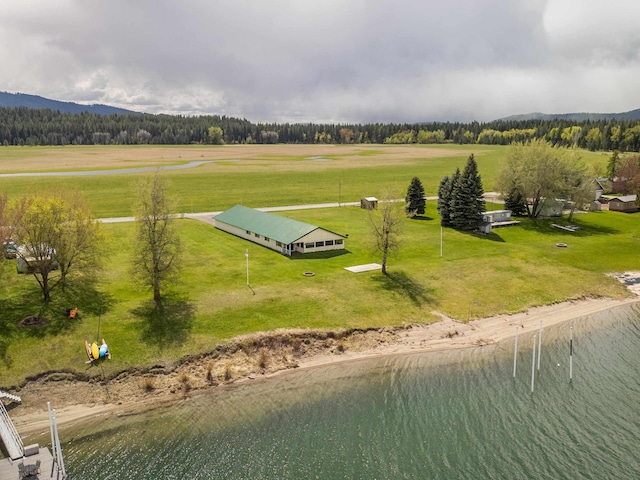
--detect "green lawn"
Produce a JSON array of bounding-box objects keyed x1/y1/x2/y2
[{"x1": 0, "y1": 144, "x2": 633, "y2": 387}]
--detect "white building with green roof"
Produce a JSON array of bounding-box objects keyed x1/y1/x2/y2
[{"x1": 214, "y1": 205, "x2": 346, "y2": 256}]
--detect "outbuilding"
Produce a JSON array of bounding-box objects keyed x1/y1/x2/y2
[
  {"x1": 478, "y1": 210, "x2": 520, "y2": 234},
  {"x1": 15, "y1": 244, "x2": 58, "y2": 274},
  {"x1": 360, "y1": 197, "x2": 378, "y2": 210},
  {"x1": 214, "y1": 205, "x2": 346, "y2": 256},
  {"x1": 607, "y1": 195, "x2": 638, "y2": 213}
]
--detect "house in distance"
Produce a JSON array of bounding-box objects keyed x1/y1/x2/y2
[
  {"x1": 606, "y1": 194, "x2": 638, "y2": 213},
  {"x1": 214, "y1": 205, "x2": 346, "y2": 256}
]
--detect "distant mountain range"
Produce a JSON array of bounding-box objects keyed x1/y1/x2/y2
[
  {"x1": 2, "y1": 90, "x2": 640, "y2": 123},
  {"x1": 0, "y1": 91, "x2": 138, "y2": 115},
  {"x1": 498, "y1": 109, "x2": 640, "y2": 122}
]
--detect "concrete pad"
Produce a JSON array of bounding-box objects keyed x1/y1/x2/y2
[{"x1": 344, "y1": 263, "x2": 382, "y2": 273}]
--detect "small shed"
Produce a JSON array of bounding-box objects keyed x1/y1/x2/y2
[
  {"x1": 538, "y1": 198, "x2": 564, "y2": 217},
  {"x1": 607, "y1": 195, "x2": 638, "y2": 213},
  {"x1": 360, "y1": 197, "x2": 378, "y2": 210}
]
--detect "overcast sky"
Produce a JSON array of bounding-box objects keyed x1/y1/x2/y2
[{"x1": 2, "y1": 0, "x2": 640, "y2": 123}]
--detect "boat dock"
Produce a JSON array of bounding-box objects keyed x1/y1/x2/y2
[
  {"x1": 0, "y1": 397, "x2": 66, "y2": 479},
  {"x1": 0, "y1": 444, "x2": 56, "y2": 479}
]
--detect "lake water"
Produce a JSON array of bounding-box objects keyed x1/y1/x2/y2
[{"x1": 61, "y1": 303, "x2": 640, "y2": 479}]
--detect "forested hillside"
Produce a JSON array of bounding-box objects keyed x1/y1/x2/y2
[
  {"x1": 499, "y1": 109, "x2": 640, "y2": 122},
  {"x1": 2, "y1": 106, "x2": 640, "y2": 152},
  {"x1": 0, "y1": 91, "x2": 137, "y2": 115}
]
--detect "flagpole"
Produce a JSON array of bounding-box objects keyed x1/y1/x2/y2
[{"x1": 245, "y1": 249, "x2": 249, "y2": 287}]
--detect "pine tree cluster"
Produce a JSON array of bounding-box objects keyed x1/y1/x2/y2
[{"x1": 437, "y1": 154, "x2": 485, "y2": 230}]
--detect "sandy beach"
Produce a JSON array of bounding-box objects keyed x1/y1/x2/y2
[{"x1": 6, "y1": 272, "x2": 640, "y2": 443}]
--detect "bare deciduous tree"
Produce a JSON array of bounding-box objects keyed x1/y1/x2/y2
[
  {"x1": 132, "y1": 172, "x2": 181, "y2": 303},
  {"x1": 368, "y1": 191, "x2": 404, "y2": 275}
]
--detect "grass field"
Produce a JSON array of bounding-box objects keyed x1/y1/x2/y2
[
  {"x1": 0, "y1": 144, "x2": 609, "y2": 217},
  {"x1": 0, "y1": 144, "x2": 634, "y2": 387}
]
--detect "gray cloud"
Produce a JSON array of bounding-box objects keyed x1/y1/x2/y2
[{"x1": 1, "y1": 0, "x2": 639, "y2": 122}]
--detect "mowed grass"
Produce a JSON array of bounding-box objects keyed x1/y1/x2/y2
[{"x1": 0, "y1": 144, "x2": 631, "y2": 386}]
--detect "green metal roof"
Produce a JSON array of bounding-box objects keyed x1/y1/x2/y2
[{"x1": 214, "y1": 205, "x2": 328, "y2": 244}]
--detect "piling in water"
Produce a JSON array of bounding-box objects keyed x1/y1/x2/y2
[
  {"x1": 537, "y1": 322, "x2": 542, "y2": 372},
  {"x1": 569, "y1": 326, "x2": 573, "y2": 381},
  {"x1": 513, "y1": 327, "x2": 518, "y2": 378},
  {"x1": 531, "y1": 335, "x2": 536, "y2": 393}
]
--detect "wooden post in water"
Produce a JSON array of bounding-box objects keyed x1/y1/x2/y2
[
  {"x1": 531, "y1": 335, "x2": 536, "y2": 393},
  {"x1": 513, "y1": 327, "x2": 518, "y2": 378},
  {"x1": 537, "y1": 321, "x2": 542, "y2": 372},
  {"x1": 569, "y1": 326, "x2": 573, "y2": 381}
]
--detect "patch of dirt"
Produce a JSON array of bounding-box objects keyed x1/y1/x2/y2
[{"x1": 18, "y1": 316, "x2": 48, "y2": 327}]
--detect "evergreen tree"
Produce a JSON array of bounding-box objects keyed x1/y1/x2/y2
[
  {"x1": 450, "y1": 154, "x2": 485, "y2": 230},
  {"x1": 607, "y1": 150, "x2": 621, "y2": 180},
  {"x1": 437, "y1": 169, "x2": 459, "y2": 227},
  {"x1": 405, "y1": 176, "x2": 426, "y2": 217},
  {"x1": 503, "y1": 187, "x2": 527, "y2": 216},
  {"x1": 437, "y1": 176, "x2": 451, "y2": 226}
]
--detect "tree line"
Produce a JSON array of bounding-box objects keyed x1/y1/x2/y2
[{"x1": 2, "y1": 106, "x2": 640, "y2": 151}]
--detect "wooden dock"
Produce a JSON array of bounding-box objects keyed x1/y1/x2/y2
[
  {"x1": 1, "y1": 398, "x2": 66, "y2": 478},
  {"x1": 0, "y1": 445, "x2": 56, "y2": 479}
]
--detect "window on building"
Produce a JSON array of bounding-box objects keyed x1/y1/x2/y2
[
  {"x1": 246, "y1": 230, "x2": 250, "y2": 235},
  {"x1": 276, "y1": 241, "x2": 282, "y2": 247},
  {"x1": 315, "y1": 241, "x2": 324, "y2": 247},
  {"x1": 335, "y1": 239, "x2": 343, "y2": 245},
  {"x1": 325, "y1": 240, "x2": 334, "y2": 246},
  {"x1": 254, "y1": 233, "x2": 260, "y2": 238},
  {"x1": 305, "y1": 242, "x2": 314, "y2": 249}
]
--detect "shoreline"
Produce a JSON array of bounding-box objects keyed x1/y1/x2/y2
[{"x1": 7, "y1": 289, "x2": 639, "y2": 442}]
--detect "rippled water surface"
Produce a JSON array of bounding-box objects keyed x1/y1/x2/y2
[{"x1": 62, "y1": 303, "x2": 640, "y2": 479}]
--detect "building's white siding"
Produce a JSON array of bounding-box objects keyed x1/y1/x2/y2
[
  {"x1": 215, "y1": 220, "x2": 345, "y2": 255},
  {"x1": 482, "y1": 210, "x2": 512, "y2": 223},
  {"x1": 296, "y1": 230, "x2": 345, "y2": 254}
]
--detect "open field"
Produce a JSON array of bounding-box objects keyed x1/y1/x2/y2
[
  {"x1": 0, "y1": 144, "x2": 633, "y2": 388},
  {"x1": 0, "y1": 144, "x2": 468, "y2": 172},
  {"x1": 0, "y1": 144, "x2": 609, "y2": 217}
]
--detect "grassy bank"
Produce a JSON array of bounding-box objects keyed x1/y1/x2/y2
[{"x1": 1, "y1": 203, "x2": 638, "y2": 387}]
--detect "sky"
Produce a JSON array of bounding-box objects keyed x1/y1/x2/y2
[{"x1": 1, "y1": 0, "x2": 640, "y2": 124}]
